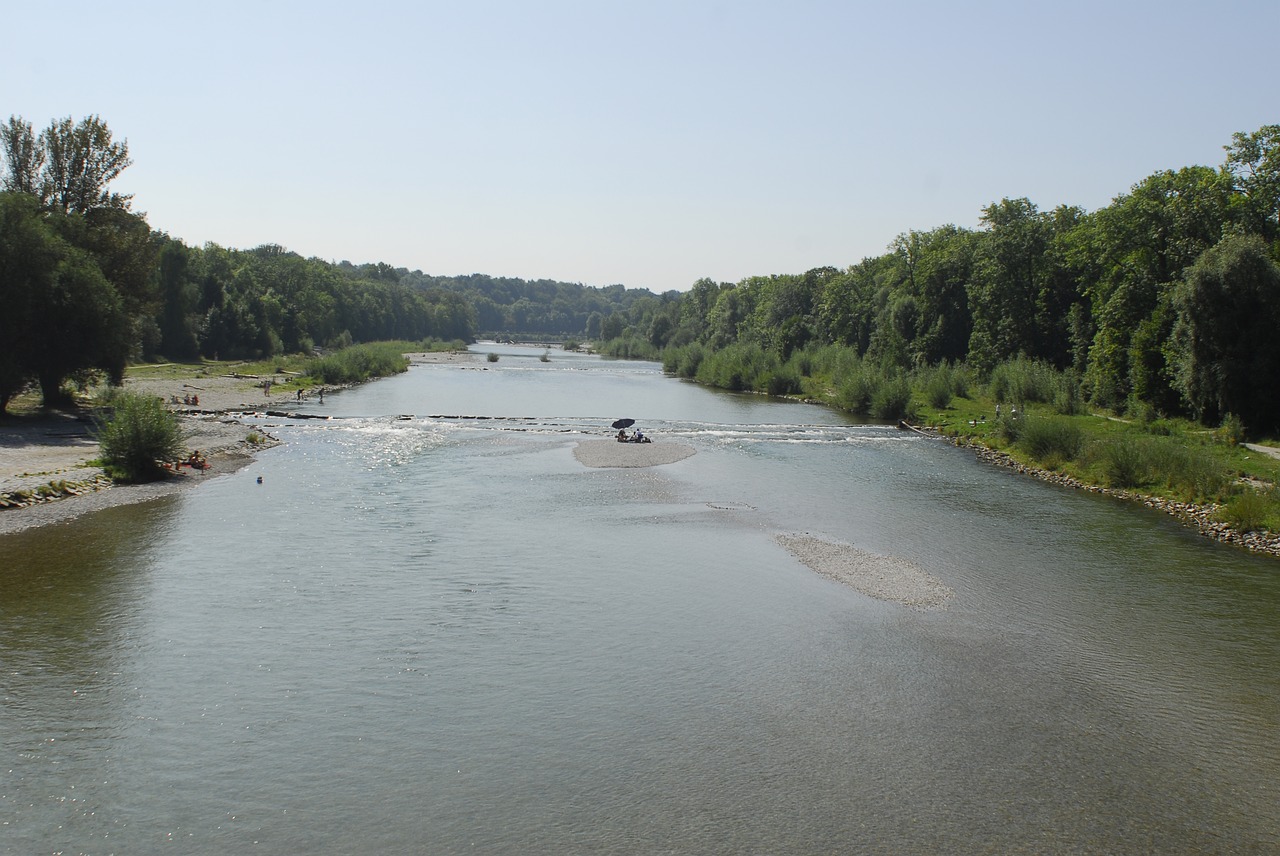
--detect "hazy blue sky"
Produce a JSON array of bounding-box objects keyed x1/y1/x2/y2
[{"x1": 9, "y1": 1, "x2": 1276, "y2": 291}]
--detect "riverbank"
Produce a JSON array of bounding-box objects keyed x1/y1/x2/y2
[
  {"x1": 917, "y1": 425, "x2": 1280, "y2": 559},
  {"x1": 0, "y1": 351, "x2": 478, "y2": 535}
]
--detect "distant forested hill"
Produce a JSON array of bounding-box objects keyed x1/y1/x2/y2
[{"x1": 364, "y1": 267, "x2": 671, "y2": 339}]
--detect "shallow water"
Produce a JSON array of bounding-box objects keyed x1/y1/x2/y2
[{"x1": 3, "y1": 345, "x2": 1278, "y2": 854}]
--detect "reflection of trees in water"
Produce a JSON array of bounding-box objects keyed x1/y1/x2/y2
[{"x1": 1, "y1": 497, "x2": 180, "y2": 706}]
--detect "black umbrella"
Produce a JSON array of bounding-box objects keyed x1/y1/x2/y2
[{"x1": 611, "y1": 418, "x2": 635, "y2": 430}]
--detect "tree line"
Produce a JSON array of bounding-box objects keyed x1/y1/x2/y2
[
  {"x1": 4, "y1": 114, "x2": 1278, "y2": 435},
  {"x1": 600, "y1": 125, "x2": 1280, "y2": 434},
  {"x1": 0, "y1": 115, "x2": 476, "y2": 413}
]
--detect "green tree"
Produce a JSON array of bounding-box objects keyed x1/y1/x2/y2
[
  {"x1": 0, "y1": 117, "x2": 43, "y2": 195},
  {"x1": 1172, "y1": 234, "x2": 1280, "y2": 430},
  {"x1": 0, "y1": 192, "x2": 59, "y2": 410},
  {"x1": 967, "y1": 198, "x2": 1051, "y2": 370},
  {"x1": 38, "y1": 115, "x2": 133, "y2": 215},
  {"x1": 0, "y1": 192, "x2": 130, "y2": 408},
  {"x1": 1223, "y1": 124, "x2": 1280, "y2": 241},
  {"x1": 156, "y1": 239, "x2": 201, "y2": 358},
  {"x1": 1082, "y1": 166, "x2": 1232, "y2": 406}
]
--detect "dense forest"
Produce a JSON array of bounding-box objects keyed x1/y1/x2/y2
[
  {"x1": 0, "y1": 116, "x2": 475, "y2": 411},
  {"x1": 596, "y1": 125, "x2": 1280, "y2": 434},
  {"x1": 3, "y1": 113, "x2": 1278, "y2": 435}
]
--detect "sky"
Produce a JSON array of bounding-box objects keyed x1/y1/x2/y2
[{"x1": 8, "y1": 1, "x2": 1277, "y2": 292}]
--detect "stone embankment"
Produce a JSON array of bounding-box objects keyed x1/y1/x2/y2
[{"x1": 930, "y1": 430, "x2": 1280, "y2": 559}]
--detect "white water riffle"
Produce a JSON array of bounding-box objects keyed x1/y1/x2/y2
[{"x1": 3, "y1": 344, "x2": 1278, "y2": 854}]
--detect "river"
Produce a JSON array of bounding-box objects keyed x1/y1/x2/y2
[{"x1": 3, "y1": 344, "x2": 1278, "y2": 854}]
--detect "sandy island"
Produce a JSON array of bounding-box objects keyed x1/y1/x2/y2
[
  {"x1": 776, "y1": 533, "x2": 954, "y2": 610},
  {"x1": 573, "y1": 439, "x2": 697, "y2": 468}
]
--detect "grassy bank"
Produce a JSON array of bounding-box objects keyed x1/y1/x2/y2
[{"x1": 126, "y1": 338, "x2": 465, "y2": 394}]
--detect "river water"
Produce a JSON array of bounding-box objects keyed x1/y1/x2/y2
[{"x1": 3, "y1": 345, "x2": 1278, "y2": 854}]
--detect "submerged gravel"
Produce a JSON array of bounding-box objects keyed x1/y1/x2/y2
[{"x1": 776, "y1": 533, "x2": 954, "y2": 610}]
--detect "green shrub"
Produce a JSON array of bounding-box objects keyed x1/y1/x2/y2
[
  {"x1": 598, "y1": 332, "x2": 661, "y2": 359},
  {"x1": 1097, "y1": 438, "x2": 1151, "y2": 489},
  {"x1": 870, "y1": 376, "x2": 914, "y2": 421},
  {"x1": 1054, "y1": 373, "x2": 1085, "y2": 415},
  {"x1": 487, "y1": 352, "x2": 499, "y2": 362},
  {"x1": 988, "y1": 358, "x2": 1059, "y2": 405},
  {"x1": 924, "y1": 371, "x2": 953, "y2": 409},
  {"x1": 1017, "y1": 416, "x2": 1084, "y2": 463},
  {"x1": 950, "y1": 364, "x2": 972, "y2": 400},
  {"x1": 1146, "y1": 439, "x2": 1230, "y2": 500},
  {"x1": 95, "y1": 390, "x2": 187, "y2": 483},
  {"x1": 836, "y1": 368, "x2": 878, "y2": 415},
  {"x1": 694, "y1": 343, "x2": 776, "y2": 393},
  {"x1": 308, "y1": 342, "x2": 412, "y2": 384},
  {"x1": 662, "y1": 343, "x2": 705, "y2": 379},
  {"x1": 997, "y1": 414, "x2": 1023, "y2": 444},
  {"x1": 790, "y1": 349, "x2": 816, "y2": 377},
  {"x1": 1215, "y1": 489, "x2": 1273, "y2": 532},
  {"x1": 1215, "y1": 413, "x2": 1246, "y2": 446},
  {"x1": 765, "y1": 367, "x2": 803, "y2": 397}
]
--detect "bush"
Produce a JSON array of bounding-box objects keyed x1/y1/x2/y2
[
  {"x1": 1098, "y1": 437, "x2": 1151, "y2": 489},
  {"x1": 988, "y1": 357, "x2": 1059, "y2": 405},
  {"x1": 809, "y1": 344, "x2": 863, "y2": 380},
  {"x1": 1054, "y1": 373, "x2": 1086, "y2": 415},
  {"x1": 309, "y1": 342, "x2": 412, "y2": 384},
  {"x1": 950, "y1": 364, "x2": 972, "y2": 399},
  {"x1": 1215, "y1": 413, "x2": 1246, "y2": 446},
  {"x1": 694, "y1": 343, "x2": 776, "y2": 393},
  {"x1": 924, "y1": 371, "x2": 953, "y2": 409},
  {"x1": 1017, "y1": 416, "x2": 1084, "y2": 463},
  {"x1": 836, "y1": 367, "x2": 878, "y2": 415},
  {"x1": 662, "y1": 343, "x2": 705, "y2": 379},
  {"x1": 870, "y1": 375, "x2": 914, "y2": 421},
  {"x1": 95, "y1": 390, "x2": 187, "y2": 482},
  {"x1": 1215, "y1": 489, "x2": 1273, "y2": 532},
  {"x1": 1147, "y1": 439, "x2": 1230, "y2": 500},
  {"x1": 765, "y1": 367, "x2": 803, "y2": 397}
]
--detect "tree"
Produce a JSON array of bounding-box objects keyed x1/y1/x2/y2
[
  {"x1": 1223, "y1": 124, "x2": 1280, "y2": 241},
  {"x1": 1173, "y1": 234, "x2": 1280, "y2": 430},
  {"x1": 967, "y1": 198, "x2": 1050, "y2": 370},
  {"x1": 1081, "y1": 166, "x2": 1233, "y2": 406},
  {"x1": 156, "y1": 239, "x2": 201, "y2": 358},
  {"x1": 0, "y1": 193, "x2": 132, "y2": 407},
  {"x1": 0, "y1": 117, "x2": 43, "y2": 195},
  {"x1": 0, "y1": 192, "x2": 60, "y2": 410},
  {"x1": 38, "y1": 115, "x2": 133, "y2": 215}
]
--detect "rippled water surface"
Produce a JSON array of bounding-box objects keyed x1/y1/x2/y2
[{"x1": 3, "y1": 345, "x2": 1279, "y2": 854}]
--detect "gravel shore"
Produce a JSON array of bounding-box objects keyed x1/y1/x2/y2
[
  {"x1": 1, "y1": 353, "x2": 474, "y2": 520},
  {"x1": 0, "y1": 371, "x2": 295, "y2": 535}
]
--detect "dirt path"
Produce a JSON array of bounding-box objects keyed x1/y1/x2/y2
[{"x1": 1244, "y1": 443, "x2": 1280, "y2": 461}]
